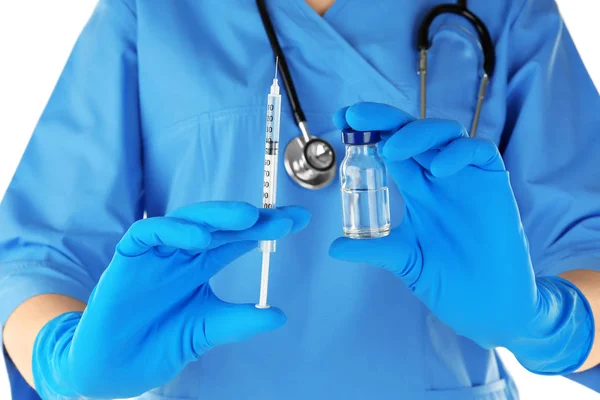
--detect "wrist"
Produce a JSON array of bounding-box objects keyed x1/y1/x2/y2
[
  {"x1": 32, "y1": 311, "x2": 83, "y2": 398},
  {"x1": 507, "y1": 276, "x2": 594, "y2": 375}
]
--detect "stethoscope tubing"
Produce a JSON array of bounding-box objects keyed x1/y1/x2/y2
[
  {"x1": 417, "y1": 4, "x2": 495, "y2": 77},
  {"x1": 256, "y1": 0, "x2": 307, "y2": 127},
  {"x1": 256, "y1": 0, "x2": 496, "y2": 185}
]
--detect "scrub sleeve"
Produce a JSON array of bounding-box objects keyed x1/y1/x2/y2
[
  {"x1": 501, "y1": 0, "x2": 600, "y2": 387},
  {"x1": 0, "y1": 0, "x2": 141, "y2": 397}
]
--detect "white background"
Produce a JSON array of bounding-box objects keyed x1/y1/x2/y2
[{"x1": 0, "y1": 1, "x2": 599, "y2": 399}]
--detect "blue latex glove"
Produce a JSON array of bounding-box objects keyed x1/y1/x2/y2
[
  {"x1": 330, "y1": 102, "x2": 594, "y2": 375},
  {"x1": 32, "y1": 201, "x2": 311, "y2": 399}
]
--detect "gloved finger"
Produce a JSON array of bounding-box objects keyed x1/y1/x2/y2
[
  {"x1": 377, "y1": 130, "x2": 397, "y2": 153},
  {"x1": 412, "y1": 150, "x2": 438, "y2": 173},
  {"x1": 384, "y1": 157, "x2": 429, "y2": 198},
  {"x1": 199, "y1": 302, "x2": 286, "y2": 352},
  {"x1": 117, "y1": 217, "x2": 212, "y2": 257},
  {"x1": 197, "y1": 240, "x2": 258, "y2": 279},
  {"x1": 277, "y1": 205, "x2": 312, "y2": 234},
  {"x1": 166, "y1": 201, "x2": 259, "y2": 232},
  {"x1": 328, "y1": 222, "x2": 423, "y2": 289},
  {"x1": 120, "y1": 207, "x2": 308, "y2": 256},
  {"x1": 430, "y1": 137, "x2": 505, "y2": 177},
  {"x1": 344, "y1": 102, "x2": 415, "y2": 132},
  {"x1": 383, "y1": 119, "x2": 468, "y2": 161},
  {"x1": 208, "y1": 209, "x2": 294, "y2": 249},
  {"x1": 333, "y1": 106, "x2": 351, "y2": 130},
  {"x1": 170, "y1": 203, "x2": 310, "y2": 235}
]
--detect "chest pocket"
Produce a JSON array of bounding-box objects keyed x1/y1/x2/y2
[
  {"x1": 426, "y1": 381, "x2": 511, "y2": 400},
  {"x1": 424, "y1": 15, "x2": 494, "y2": 137},
  {"x1": 143, "y1": 107, "x2": 272, "y2": 215},
  {"x1": 143, "y1": 106, "x2": 343, "y2": 207}
]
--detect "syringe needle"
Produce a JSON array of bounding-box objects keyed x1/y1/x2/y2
[{"x1": 274, "y1": 56, "x2": 279, "y2": 80}]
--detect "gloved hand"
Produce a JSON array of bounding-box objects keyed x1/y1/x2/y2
[
  {"x1": 32, "y1": 201, "x2": 311, "y2": 399},
  {"x1": 330, "y1": 102, "x2": 594, "y2": 374}
]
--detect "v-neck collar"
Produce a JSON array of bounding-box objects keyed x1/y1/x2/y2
[
  {"x1": 300, "y1": 0, "x2": 351, "y2": 21},
  {"x1": 274, "y1": 0, "x2": 414, "y2": 109}
]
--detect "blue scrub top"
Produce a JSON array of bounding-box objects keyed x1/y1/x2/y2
[{"x1": 1, "y1": 0, "x2": 600, "y2": 399}]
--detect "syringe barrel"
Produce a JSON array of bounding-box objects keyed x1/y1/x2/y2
[
  {"x1": 260, "y1": 141, "x2": 278, "y2": 253},
  {"x1": 260, "y1": 92, "x2": 281, "y2": 253}
]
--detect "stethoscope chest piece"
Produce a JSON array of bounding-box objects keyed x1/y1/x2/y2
[{"x1": 284, "y1": 134, "x2": 336, "y2": 190}]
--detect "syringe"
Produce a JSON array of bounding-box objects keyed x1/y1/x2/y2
[{"x1": 256, "y1": 58, "x2": 282, "y2": 309}]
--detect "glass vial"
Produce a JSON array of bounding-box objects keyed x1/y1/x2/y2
[{"x1": 340, "y1": 129, "x2": 391, "y2": 239}]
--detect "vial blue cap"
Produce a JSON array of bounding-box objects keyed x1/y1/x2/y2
[{"x1": 341, "y1": 129, "x2": 382, "y2": 145}]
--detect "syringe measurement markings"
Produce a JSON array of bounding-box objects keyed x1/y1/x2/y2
[
  {"x1": 263, "y1": 99, "x2": 278, "y2": 209},
  {"x1": 263, "y1": 143, "x2": 277, "y2": 208}
]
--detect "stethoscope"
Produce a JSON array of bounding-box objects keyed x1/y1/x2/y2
[{"x1": 256, "y1": 0, "x2": 496, "y2": 190}]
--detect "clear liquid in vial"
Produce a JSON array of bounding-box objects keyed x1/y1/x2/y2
[{"x1": 341, "y1": 187, "x2": 390, "y2": 239}]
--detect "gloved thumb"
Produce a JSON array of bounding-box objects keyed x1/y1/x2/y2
[
  {"x1": 329, "y1": 222, "x2": 423, "y2": 290},
  {"x1": 199, "y1": 302, "x2": 286, "y2": 352}
]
